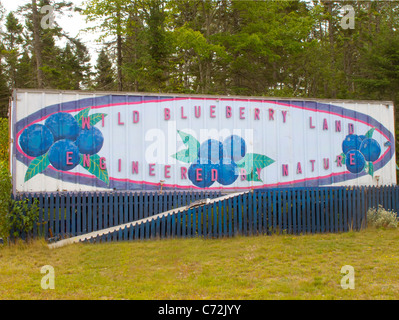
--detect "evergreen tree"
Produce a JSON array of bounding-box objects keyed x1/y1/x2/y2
[{"x1": 94, "y1": 48, "x2": 116, "y2": 91}]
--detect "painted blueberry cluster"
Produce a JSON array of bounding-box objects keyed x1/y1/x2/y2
[
  {"x1": 19, "y1": 112, "x2": 104, "y2": 171},
  {"x1": 188, "y1": 135, "x2": 246, "y2": 188},
  {"x1": 342, "y1": 133, "x2": 381, "y2": 174}
]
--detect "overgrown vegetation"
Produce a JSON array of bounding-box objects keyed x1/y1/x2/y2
[
  {"x1": 367, "y1": 205, "x2": 399, "y2": 229},
  {"x1": 0, "y1": 120, "x2": 39, "y2": 242}
]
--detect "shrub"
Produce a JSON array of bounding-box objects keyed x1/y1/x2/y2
[
  {"x1": 367, "y1": 205, "x2": 399, "y2": 229},
  {"x1": 0, "y1": 160, "x2": 39, "y2": 242},
  {"x1": 9, "y1": 198, "x2": 40, "y2": 239},
  {"x1": 0, "y1": 118, "x2": 9, "y2": 164},
  {"x1": 0, "y1": 160, "x2": 12, "y2": 240}
]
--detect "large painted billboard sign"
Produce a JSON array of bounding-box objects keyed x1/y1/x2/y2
[{"x1": 11, "y1": 91, "x2": 396, "y2": 192}]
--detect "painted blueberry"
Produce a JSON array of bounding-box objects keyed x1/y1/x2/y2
[
  {"x1": 45, "y1": 112, "x2": 80, "y2": 142},
  {"x1": 76, "y1": 127, "x2": 104, "y2": 155},
  {"x1": 48, "y1": 139, "x2": 80, "y2": 171},
  {"x1": 342, "y1": 134, "x2": 363, "y2": 154},
  {"x1": 217, "y1": 158, "x2": 238, "y2": 186},
  {"x1": 358, "y1": 135, "x2": 366, "y2": 142},
  {"x1": 345, "y1": 150, "x2": 366, "y2": 174},
  {"x1": 198, "y1": 139, "x2": 224, "y2": 163},
  {"x1": 19, "y1": 124, "x2": 54, "y2": 157},
  {"x1": 359, "y1": 138, "x2": 381, "y2": 162},
  {"x1": 223, "y1": 135, "x2": 246, "y2": 162},
  {"x1": 188, "y1": 158, "x2": 217, "y2": 188}
]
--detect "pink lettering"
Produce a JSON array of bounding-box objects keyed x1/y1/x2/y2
[
  {"x1": 323, "y1": 158, "x2": 329, "y2": 170},
  {"x1": 181, "y1": 107, "x2": 187, "y2": 119},
  {"x1": 195, "y1": 106, "x2": 201, "y2": 118},
  {"x1": 165, "y1": 165, "x2": 171, "y2": 179},
  {"x1": 66, "y1": 152, "x2": 73, "y2": 165},
  {"x1": 82, "y1": 116, "x2": 91, "y2": 129},
  {"x1": 83, "y1": 154, "x2": 90, "y2": 168},
  {"x1": 132, "y1": 161, "x2": 139, "y2": 174},
  {"x1": 282, "y1": 164, "x2": 289, "y2": 176},
  {"x1": 210, "y1": 105, "x2": 216, "y2": 118},
  {"x1": 254, "y1": 108, "x2": 260, "y2": 120},
  {"x1": 226, "y1": 106, "x2": 232, "y2": 118},
  {"x1": 310, "y1": 160, "x2": 315, "y2": 172},
  {"x1": 240, "y1": 168, "x2": 247, "y2": 180},
  {"x1": 297, "y1": 162, "x2": 302, "y2": 174},
  {"x1": 100, "y1": 157, "x2": 106, "y2": 170},
  {"x1": 335, "y1": 120, "x2": 341, "y2": 132},
  {"x1": 196, "y1": 168, "x2": 202, "y2": 181},
  {"x1": 181, "y1": 167, "x2": 187, "y2": 179},
  {"x1": 323, "y1": 118, "x2": 328, "y2": 130},
  {"x1": 133, "y1": 111, "x2": 139, "y2": 123},
  {"x1": 348, "y1": 123, "x2": 354, "y2": 135},
  {"x1": 149, "y1": 163, "x2": 156, "y2": 176},
  {"x1": 118, "y1": 112, "x2": 124, "y2": 125},
  {"x1": 211, "y1": 169, "x2": 218, "y2": 181},
  {"x1": 164, "y1": 108, "x2": 171, "y2": 121},
  {"x1": 282, "y1": 110, "x2": 287, "y2": 123},
  {"x1": 350, "y1": 153, "x2": 355, "y2": 165},
  {"x1": 239, "y1": 107, "x2": 245, "y2": 119},
  {"x1": 269, "y1": 108, "x2": 274, "y2": 120},
  {"x1": 310, "y1": 117, "x2": 315, "y2": 129},
  {"x1": 336, "y1": 155, "x2": 343, "y2": 167}
]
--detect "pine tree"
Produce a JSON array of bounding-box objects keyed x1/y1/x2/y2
[
  {"x1": 94, "y1": 48, "x2": 116, "y2": 91},
  {"x1": 2, "y1": 12, "x2": 23, "y2": 89}
]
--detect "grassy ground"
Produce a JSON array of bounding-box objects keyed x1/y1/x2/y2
[{"x1": 1, "y1": 228, "x2": 399, "y2": 300}]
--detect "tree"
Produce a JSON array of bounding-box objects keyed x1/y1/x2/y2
[
  {"x1": 94, "y1": 48, "x2": 116, "y2": 91},
  {"x1": 2, "y1": 12, "x2": 24, "y2": 89}
]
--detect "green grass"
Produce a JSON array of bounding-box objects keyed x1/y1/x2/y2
[{"x1": 1, "y1": 228, "x2": 399, "y2": 299}]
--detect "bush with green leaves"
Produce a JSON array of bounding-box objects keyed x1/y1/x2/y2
[
  {"x1": 0, "y1": 118, "x2": 9, "y2": 164},
  {"x1": 367, "y1": 205, "x2": 399, "y2": 229},
  {"x1": 0, "y1": 160, "x2": 39, "y2": 242},
  {"x1": 0, "y1": 160, "x2": 12, "y2": 240}
]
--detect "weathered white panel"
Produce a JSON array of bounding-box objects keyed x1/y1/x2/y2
[{"x1": 11, "y1": 89, "x2": 396, "y2": 193}]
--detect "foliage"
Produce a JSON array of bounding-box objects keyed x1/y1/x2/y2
[
  {"x1": 367, "y1": 205, "x2": 399, "y2": 229},
  {"x1": 8, "y1": 198, "x2": 39, "y2": 239},
  {"x1": 0, "y1": 118, "x2": 8, "y2": 164},
  {"x1": 0, "y1": 160, "x2": 12, "y2": 240},
  {"x1": 0, "y1": 159, "x2": 39, "y2": 242}
]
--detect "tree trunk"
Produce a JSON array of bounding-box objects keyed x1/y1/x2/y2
[
  {"x1": 31, "y1": 0, "x2": 43, "y2": 88},
  {"x1": 116, "y1": 8, "x2": 123, "y2": 91}
]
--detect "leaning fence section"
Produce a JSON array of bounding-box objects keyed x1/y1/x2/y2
[
  {"x1": 14, "y1": 185, "x2": 399, "y2": 242},
  {"x1": 16, "y1": 190, "x2": 222, "y2": 240}
]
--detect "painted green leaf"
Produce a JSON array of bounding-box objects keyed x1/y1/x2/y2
[
  {"x1": 340, "y1": 152, "x2": 346, "y2": 165},
  {"x1": 178, "y1": 130, "x2": 200, "y2": 150},
  {"x1": 172, "y1": 148, "x2": 196, "y2": 163},
  {"x1": 236, "y1": 153, "x2": 275, "y2": 174},
  {"x1": 365, "y1": 127, "x2": 375, "y2": 139},
  {"x1": 173, "y1": 130, "x2": 200, "y2": 163},
  {"x1": 368, "y1": 162, "x2": 374, "y2": 177},
  {"x1": 90, "y1": 113, "x2": 107, "y2": 126},
  {"x1": 74, "y1": 107, "x2": 91, "y2": 126},
  {"x1": 79, "y1": 154, "x2": 109, "y2": 185},
  {"x1": 24, "y1": 153, "x2": 50, "y2": 182}
]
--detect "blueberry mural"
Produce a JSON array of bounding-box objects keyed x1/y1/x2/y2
[
  {"x1": 339, "y1": 128, "x2": 381, "y2": 176},
  {"x1": 13, "y1": 93, "x2": 396, "y2": 192},
  {"x1": 172, "y1": 131, "x2": 275, "y2": 188},
  {"x1": 20, "y1": 107, "x2": 109, "y2": 185}
]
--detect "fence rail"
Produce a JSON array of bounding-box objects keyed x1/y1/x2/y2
[{"x1": 14, "y1": 185, "x2": 399, "y2": 243}]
